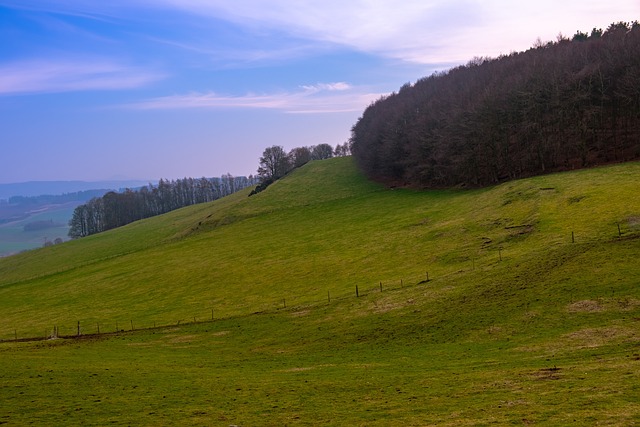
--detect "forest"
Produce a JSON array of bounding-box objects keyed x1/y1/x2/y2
[
  {"x1": 68, "y1": 175, "x2": 257, "y2": 238},
  {"x1": 350, "y1": 21, "x2": 640, "y2": 188}
]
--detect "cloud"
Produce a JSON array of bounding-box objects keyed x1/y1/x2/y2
[
  {"x1": 149, "y1": 0, "x2": 640, "y2": 63},
  {"x1": 6, "y1": 0, "x2": 639, "y2": 65},
  {"x1": 127, "y1": 83, "x2": 384, "y2": 114},
  {"x1": 301, "y1": 82, "x2": 351, "y2": 92},
  {"x1": 0, "y1": 59, "x2": 164, "y2": 95}
]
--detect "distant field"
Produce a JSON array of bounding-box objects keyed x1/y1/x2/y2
[
  {"x1": 0, "y1": 203, "x2": 76, "y2": 256},
  {"x1": 0, "y1": 158, "x2": 638, "y2": 425}
]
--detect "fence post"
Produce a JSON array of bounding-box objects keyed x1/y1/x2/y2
[
  {"x1": 380, "y1": 281, "x2": 383, "y2": 292},
  {"x1": 618, "y1": 223, "x2": 622, "y2": 238},
  {"x1": 328, "y1": 291, "x2": 331, "y2": 303},
  {"x1": 356, "y1": 285, "x2": 359, "y2": 298},
  {"x1": 571, "y1": 231, "x2": 575, "y2": 243},
  {"x1": 130, "y1": 320, "x2": 134, "y2": 331},
  {"x1": 77, "y1": 321, "x2": 80, "y2": 336}
]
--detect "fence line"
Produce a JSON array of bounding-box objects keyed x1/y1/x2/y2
[{"x1": 2, "y1": 224, "x2": 638, "y2": 343}]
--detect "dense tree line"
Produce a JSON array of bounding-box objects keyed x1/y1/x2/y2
[
  {"x1": 69, "y1": 175, "x2": 257, "y2": 238},
  {"x1": 351, "y1": 22, "x2": 640, "y2": 188}
]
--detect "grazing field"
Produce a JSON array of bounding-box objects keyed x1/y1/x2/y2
[{"x1": 0, "y1": 157, "x2": 639, "y2": 425}]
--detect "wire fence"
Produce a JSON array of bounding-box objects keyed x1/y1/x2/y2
[{"x1": 2, "y1": 222, "x2": 638, "y2": 344}]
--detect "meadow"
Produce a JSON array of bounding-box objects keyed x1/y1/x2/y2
[{"x1": 0, "y1": 157, "x2": 639, "y2": 425}]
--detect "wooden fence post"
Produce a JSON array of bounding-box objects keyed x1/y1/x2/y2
[{"x1": 356, "y1": 285, "x2": 359, "y2": 297}]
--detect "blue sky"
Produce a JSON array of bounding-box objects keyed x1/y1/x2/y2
[{"x1": 1, "y1": 0, "x2": 638, "y2": 183}]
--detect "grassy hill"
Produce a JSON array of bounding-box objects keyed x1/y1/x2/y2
[{"x1": 1, "y1": 157, "x2": 639, "y2": 425}]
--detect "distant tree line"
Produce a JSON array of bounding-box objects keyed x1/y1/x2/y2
[
  {"x1": 252, "y1": 142, "x2": 350, "y2": 195},
  {"x1": 351, "y1": 21, "x2": 640, "y2": 188},
  {"x1": 69, "y1": 175, "x2": 257, "y2": 238}
]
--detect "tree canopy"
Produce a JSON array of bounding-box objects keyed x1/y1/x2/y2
[{"x1": 351, "y1": 21, "x2": 640, "y2": 188}]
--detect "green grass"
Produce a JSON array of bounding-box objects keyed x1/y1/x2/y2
[{"x1": 0, "y1": 157, "x2": 639, "y2": 425}]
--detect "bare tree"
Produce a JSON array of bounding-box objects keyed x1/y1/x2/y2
[{"x1": 258, "y1": 145, "x2": 291, "y2": 181}]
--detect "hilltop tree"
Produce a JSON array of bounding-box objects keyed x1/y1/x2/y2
[
  {"x1": 258, "y1": 145, "x2": 291, "y2": 181},
  {"x1": 289, "y1": 146, "x2": 312, "y2": 168},
  {"x1": 311, "y1": 143, "x2": 334, "y2": 160}
]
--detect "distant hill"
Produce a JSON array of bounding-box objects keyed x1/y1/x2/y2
[
  {"x1": 0, "y1": 180, "x2": 151, "y2": 200},
  {"x1": 351, "y1": 21, "x2": 640, "y2": 188}
]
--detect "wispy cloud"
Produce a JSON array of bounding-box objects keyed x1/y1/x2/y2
[
  {"x1": 127, "y1": 83, "x2": 384, "y2": 114},
  {"x1": 3, "y1": 0, "x2": 639, "y2": 65},
  {"x1": 149, "y1": 0, "x2": 640, "y2": 63},
  {"x1": 0, "y1": 59, "x2": 164, "y2": 95}
]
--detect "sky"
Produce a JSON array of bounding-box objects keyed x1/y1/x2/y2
[{"x1": 1, "y1": 1, "x2": 638, "y2": 183}]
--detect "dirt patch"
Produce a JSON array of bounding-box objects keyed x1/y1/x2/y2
[
  {"x1": 567, "y1": 298, "x2": 640, "y2": 313},
  {"x1": 565, "y1": 326, "x2": 638, "y2": 349},
  {"x1": 281, "y1": 367, "x2": 315, "y2": 372},
  {"x1": 567, "y1": 300, "x2": 603, "y2": 313},
  {"x1": 531, "y1": 366, "x2": 562, "y2": 381},
  {"x1": 164, "y1": 334, "x2": 198, "y2": 344},
  {"x1": 127, "y1": 342, "x2": 156, "y2": 347},
  {"x1": 290, "y1": 310, "x2": 310, "y2": 317},
  {"x1": 516, "y1": 325, "x2": 639, "y2": 354},
  {"x1": 278, "y1": 364, "x2": 335, "y2": 373}
]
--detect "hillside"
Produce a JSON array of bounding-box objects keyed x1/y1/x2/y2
[
  {"x1": 351, "y1": 22, "x2": 640, "y2": 188},
  {"x1": 1, "y1": 157, "x2": 639, "y2": 425}
]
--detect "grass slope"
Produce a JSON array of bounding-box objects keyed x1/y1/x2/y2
[{"x1": 0, "y1": 157, "x2": 639, "y2": 425}]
